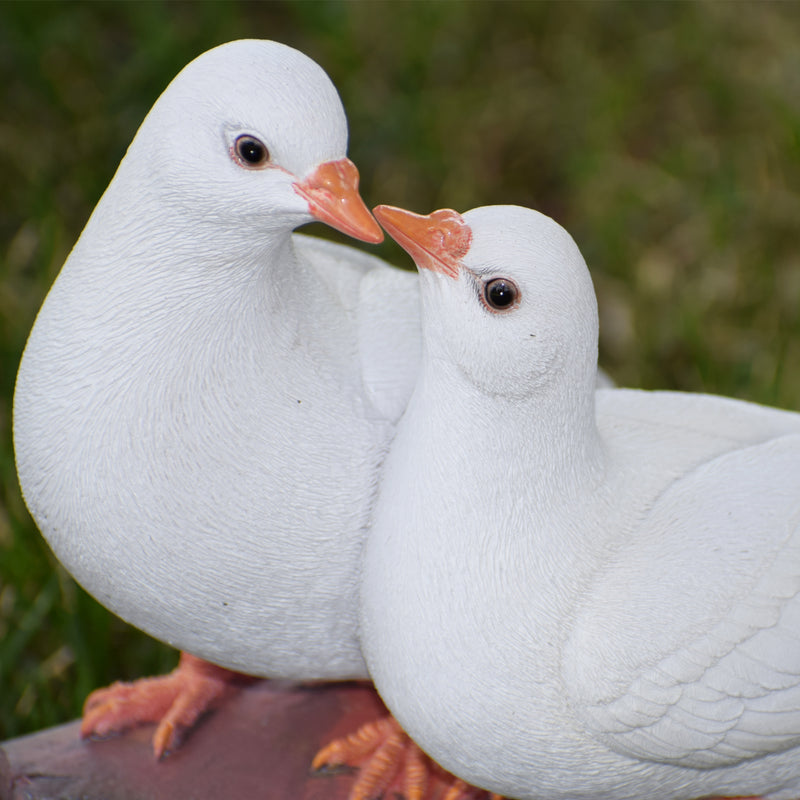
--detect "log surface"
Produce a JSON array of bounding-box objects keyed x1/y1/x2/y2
[{"x1": 0, "y1": 681, "x2": 385, "y2": 800}]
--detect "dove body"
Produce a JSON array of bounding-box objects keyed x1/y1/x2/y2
[
  {"x1": 14, "y1": 40, "x2": 419, "y2": 679},
  {"x1": 361, "y1": 205, "x2": 800, "y2": 800}
]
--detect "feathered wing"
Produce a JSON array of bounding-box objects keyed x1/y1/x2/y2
[
  {"x1": 292, "y1": 232, "x2": 388, "y2": 312},
  {"x1": 597, "y1": 388, "x2": 800, "y2": 445},
  {"x1": 356, "y1": 266, "x2": 421, "y2": 423},
  {"x1": 292, "y1": 232, "x2": 421, "y2": 423},
  {"x1": 564, "y1": 433, "x2": 800, "y2": 769}
]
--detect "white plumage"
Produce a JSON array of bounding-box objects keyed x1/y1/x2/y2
[
  {"x1": 13, "y1": 40, "x2": 420, "y2": 681},
  {"x1": 361, "y1": 203, "x2": 800, "y2": 800}
]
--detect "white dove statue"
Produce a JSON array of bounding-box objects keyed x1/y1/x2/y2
[
  {"x1": 360, "y1": 203, "x2": 800, "y2": 800},
  {"x1": 12, "y1": 38, "x2": 422, "y2": 760}
]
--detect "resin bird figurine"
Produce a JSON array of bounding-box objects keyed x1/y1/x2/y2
[
  {"x1": 13, "y1": 38, "x2": 422, "y2": 756},
  {"x1": 360, "y1": 203, "x2": 800, "y2": 800}
]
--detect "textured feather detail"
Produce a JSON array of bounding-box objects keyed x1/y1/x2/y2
[{"x1": 565, "y1": 435, "x2": 800, "y2": 769}]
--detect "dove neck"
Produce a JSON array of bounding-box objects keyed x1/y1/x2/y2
[{"x1": 406, "y1": 350, "x2": 606, "y2": 503}]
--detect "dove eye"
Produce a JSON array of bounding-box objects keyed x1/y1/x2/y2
[
  {"x1": 483, "y1": 277, "x2": 519, "y2": 312},
  {"x1": 233, "y1": 135, "x2": 270, "y2": 168}
]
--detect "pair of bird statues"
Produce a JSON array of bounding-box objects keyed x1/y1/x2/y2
[{"x1": 12, "y1": 39, "x2": 800, "y2": 800}]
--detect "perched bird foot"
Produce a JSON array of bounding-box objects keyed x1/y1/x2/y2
[
  {"x1": 312, "y1": 714, "x2": 502, "y2": 800},
  {"x1": 441, "y1": 778, "x2": 503, "y2": 800},
  {"x1": 80, "y1": 651, "x2": 258, "y2": 758}
]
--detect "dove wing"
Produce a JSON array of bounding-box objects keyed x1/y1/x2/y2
[
  {"x1": 597, "y1": 388, "x2": 800, "y2": 445},
  {"x1": 564, "y1": 433, "x2": 800, "y2": 769},
  {"x1": 292, "y1": 233, "x2": 421, "y2": 421},
  {"x1": 356, "y1": 266, "x2": 421, "y2": 423}
]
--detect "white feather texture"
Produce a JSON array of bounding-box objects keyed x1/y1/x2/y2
[
  {"x1": 13, "y1": 39, "x2": 421, "y2": 680},
  {"x1": 360, "y1": 204, "x2": 800, "y2": 799}
]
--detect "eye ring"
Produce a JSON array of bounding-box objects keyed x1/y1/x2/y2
[
  {"x1": 232, "y1": 135, "x2": 270, "y2": 168},
  {"x1": 482, "y1": 277, "x2": 519, "y2": 312}
]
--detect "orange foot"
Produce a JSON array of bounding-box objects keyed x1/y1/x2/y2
[
  {"x1": 81, "y1": 651, "x2": 259, "y2": 758},
  {"x1": 313, "y1": 714, "x2": 503, "y2": 800}
]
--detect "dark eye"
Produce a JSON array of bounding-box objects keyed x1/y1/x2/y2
[
  {"x1": 233, "y1": 135, "x2": 270, "y2": 168},
  {"x1": 483, "y1": 277, "x2": 519, "y2": 311}
]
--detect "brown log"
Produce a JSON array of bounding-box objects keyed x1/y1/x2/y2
[{"x1": 0, "y1": 681, "x2": 386, "y2": 800}]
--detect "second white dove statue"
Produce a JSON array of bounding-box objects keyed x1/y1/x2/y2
[
  {"x1": 12, "y1": 39, "x2": 421, "y2": 739},
  {"x1": 361, "y1": 203, "x2": 800, "y2": 800}
]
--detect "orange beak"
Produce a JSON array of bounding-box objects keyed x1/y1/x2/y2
[
  {"x1": 373, "y1": 205, "x2": 471, "y2": 278},
  {"x1": 293, "y1": 158, "x2": 383, "y2": 244}
]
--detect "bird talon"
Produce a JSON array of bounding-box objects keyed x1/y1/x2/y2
[
  {"x1": 311, "y1": 762, "x2": 357, "y2": 778},
  {"x1": 153, "y1": 718, "x2": 180, "y2": 760},
  {"x1": 312, "y1": 715, "x2": 500, "y2": 800},
  {"x1": 79, "y1": 653, "x2": 255, "y2": 758}
]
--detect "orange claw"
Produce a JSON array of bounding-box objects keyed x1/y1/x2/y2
[
  {"x1": 313, "y1": 714, "x2": 504, "y2": 800},
  {"x1": 81, "y1": 651, "x2": 258, "y2": 759},
  {"x1": 442, "y1": 778, "x2": 504, "y2": 800}
]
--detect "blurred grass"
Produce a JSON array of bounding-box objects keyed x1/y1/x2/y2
[{"x1": 1, "y1": 0, "x2": 799, "y2": 739}]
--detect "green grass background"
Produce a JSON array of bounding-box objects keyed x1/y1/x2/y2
[{"x1": 1, "y1": 0, "x2": 799, "y2": 739}]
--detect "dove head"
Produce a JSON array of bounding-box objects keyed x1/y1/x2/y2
[
  {"x1": 374, "y1": 204, "x2": 598, "y2": 400},
  {"x1": 118, "y1": 39, "x2": 381, "y2": 243}
]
